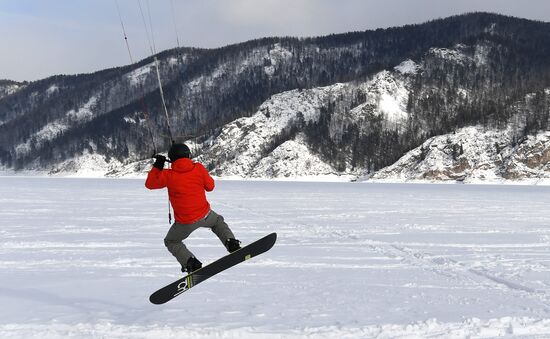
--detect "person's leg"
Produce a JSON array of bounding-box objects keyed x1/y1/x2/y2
[
  {"x1": 203, "y1": 210, "x2": 238, "y2": 249},
  {"x1": 164, "y1": 221, "x2": 203, "y2": 268}
]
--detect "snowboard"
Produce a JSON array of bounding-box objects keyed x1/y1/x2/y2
[{"x1": 149, "y1": 232, "x2": 277, "y2": 304}]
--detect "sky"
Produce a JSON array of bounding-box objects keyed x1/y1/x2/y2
[{"x1": 1, "y1": 0, "x2": 550, "y2": 82}]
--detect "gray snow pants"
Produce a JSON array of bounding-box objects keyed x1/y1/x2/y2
[{"x1": 164, "y1": 210, "x2": 235, "y2": 267}]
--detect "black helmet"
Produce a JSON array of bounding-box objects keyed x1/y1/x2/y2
[{"x1": 168, "y1": 143, "x2": 191, "y2": 162}]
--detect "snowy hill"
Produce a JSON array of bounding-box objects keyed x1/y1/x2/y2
[
  {"x1": 370, "y1": 126, "x2": 550, "y2": 184},
  {"x1": 194, "y1": 60, "x2": 417, "y2": 179},
  {"x1": 1, "y1": 13, "x2": 550, "y2": 183}
]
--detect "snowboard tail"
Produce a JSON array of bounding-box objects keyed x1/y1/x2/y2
[{"x1": 150, "y1": 232, "x2": 277, "y2": 304}]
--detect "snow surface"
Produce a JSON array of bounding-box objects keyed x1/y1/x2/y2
[{"x1": 1, "y1": 177, "x2": 550, "y2": 338}]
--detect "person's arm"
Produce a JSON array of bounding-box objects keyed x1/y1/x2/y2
[
  {"x1": 145, "y1": 155, "x2": 168, "y2": 189},
  {"x1": 200, "y1": 164, "x2": 215, "y2": 192}
]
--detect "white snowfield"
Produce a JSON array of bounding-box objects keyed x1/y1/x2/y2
[{"x1": 1, "y1": 177, "x2": 550, "y2": 338}]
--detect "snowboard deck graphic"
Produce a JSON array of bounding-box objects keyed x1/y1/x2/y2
[{"x1": 149, "y1": 232, "x2": 277, "y2": 304}]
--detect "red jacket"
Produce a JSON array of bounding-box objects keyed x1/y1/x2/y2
[{"x1": 145, "y1": 158, "x2": 215, "y2": 224}]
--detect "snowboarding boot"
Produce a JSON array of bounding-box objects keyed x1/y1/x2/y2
[
  {"x1": 225, "y1": 238, "x2": 241, "y2": 253},
  {"x1": 183, "y1": 256, "x2": 202, "y2": 273}
]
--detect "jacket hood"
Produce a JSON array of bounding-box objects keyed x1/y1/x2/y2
[{"x1": 171, "y1": 158, "x2": 195, "y2": 173}]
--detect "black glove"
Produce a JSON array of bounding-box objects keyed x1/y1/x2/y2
[{"x1": 152, "y1": 154, "x2": 166, "y2": 169}]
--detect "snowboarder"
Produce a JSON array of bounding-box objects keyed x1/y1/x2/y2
[{"x1": 145, "y1": 143, "x2": 241, "y2": 273}]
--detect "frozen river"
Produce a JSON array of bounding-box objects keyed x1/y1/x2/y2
[{"x1": 1, "y1": 177, "x2": 550, "y2": 338}]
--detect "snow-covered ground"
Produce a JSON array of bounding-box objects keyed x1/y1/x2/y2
[{"x1": 1, "y1": 177, "x2": 550, "y2": 338}]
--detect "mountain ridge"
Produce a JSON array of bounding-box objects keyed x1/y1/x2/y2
[{"x1": 1, "y1": 12, "x2": 549, "y2": 183}]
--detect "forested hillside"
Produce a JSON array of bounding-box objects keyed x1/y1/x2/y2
[{"x1": 0, "y1": 13, "x2": 549, "y2": 181}]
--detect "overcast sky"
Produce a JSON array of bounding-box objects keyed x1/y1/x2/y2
[{"x1": 2, "y1": 0, "x2": 550, "y2": 82}]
